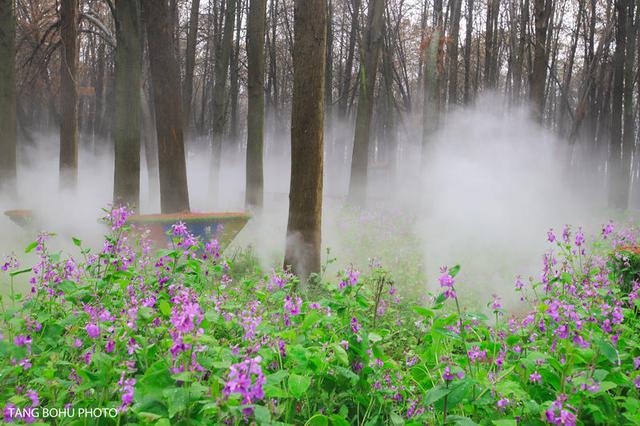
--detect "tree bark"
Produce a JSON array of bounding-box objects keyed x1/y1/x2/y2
[
  {"x1": 183, "y1": 0, "x2": 201, "y2": 130},
  {"x1": 347, "y1": 0, "x2": 385, "y2": 206},
  {"x1": 141, "y1": 0, "x2": 190, "y2": 213},
  {"x1": 447, "y1": 0, "x2": 463, "y2": 106},
  {"x1": 338, "y1": 0, "x2": 360, "y2": 119},
  {"x1": 607, "y1": 0, "x2": 628, "y2": 208},
  {"x1": 531, "y1": 0, "x2": 552, "y2": 122},
  {"x1": 59, "y1": 0, "x2": 79, "y2": 190},
  {"x1": 245, "y1": 0, "x2": 267, "y2": 210},
  {"x1": 0, "y1": 0, "x2": 16, "y2": 193},
  {"x1": 113, "y1": 0, "x2": 142, "y2": 210},
  {"x1": 210, "y1": 0, "x2": 236, "y2": 200},
  {"x1": 463, "y1": 0, "x2": 474, "y2": 103},
  {"x1": 284, "y1": 0, "x2": 326, "y2": 282}
]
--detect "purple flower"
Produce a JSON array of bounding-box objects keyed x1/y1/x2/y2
[
  {"x1": 443, "y1": 366, "x2": 454, "y2": 381},
  {"x1": 515, "y1": 276, "x2": 525, "y2": 290},
  {"x1": 496, "y1": 397, "x2": 510, "y2": 410},
  {"x1": 223, "y1": 356, "x2": 266, "y2": 409},
  {"x1": 602, "y1": 222, "x2": 614, "y2": 239},
  {"x1": 86, "y1": 323, "x2": 100, "y2": 339},
  {"x1": 545, "y1": 394, "x2": 576, "y2": 426},
  {"x1": 491, "y1": 294, "x2": 502, "y2": 310},
  {"x1": 574, "y1": 228, "x2": 585, "y2": 247},
  {"x1": 105, "y1": 339, "x2": 115, "y2": 353},
  {"x1": 529, "y1": 371, "x2": 542, "y2": 384},
  {"x1": 547, "y1": 229, "x2": 556, "y2": 243},
  {"x1": 13, "y1": 335, "x2": 32, "y2": 347},
  {"x1": 110, "y1": 207, "x2": 129, "y2": 230},
  {"x1": 171, "y1": 222, "x2": 189, "y2": 237},
  {"x1": 340, "y1": 340, "x2": 349, "y2": 350},
  {"x1": 4, "y1": 403, "x2": 16, "y2": 423},
  {"x1": 634, "y1": 376, "x2": 640, "y2": 390},
  {"x1": 25, "y1": 390, "x2": 39, "y2": 407},
  {"x1": 350, "y1": 317, "x2": 361, "y2": 334}
]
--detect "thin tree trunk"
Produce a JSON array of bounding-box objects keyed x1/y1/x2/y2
[
  {"x1": 59, "y1": 0, "x2": 79, "y2": 190},
  {"x1": 531, "y1": 0, "x2": 552, "y2": 122},
  {"x1": 229, "y1": 0, "x2": 243, "y2": 142},
  {"x1": 447, "y1": 0, "x2": 463, "y2": 105},
  {"x1": 284, "y1": 0, "x2": 326, "y2": 283},
  {"x1": 607, "y1": 0, "x2": 627, "y2": 208},
  {"x1": 141, "y1": 0, "x2": 190, "y2": 213},
  {"x1": 210, "y1": 0, "x2": 236, "y2": 200},
  {"x1": 347, "y1": 0, "x2": 385, "y2": 206},
  {"x1": 245, "y1": 0, "x2": 267, "y2": 209},
  {"x1": 183, "y1": 0, "x2": 201, "y2": 130},
  {"x1": 338, "y1": 0, "x2": 360, "y2": 118},
  {"x1": 463, "y1": 0, "x2": 474, "y2": 103},
  {"x1": 0, "y1": 0, "x2": 16, "y2": 193},
  {"x1": 113, "y1": 0, "x2": 142, "y2": 210}
]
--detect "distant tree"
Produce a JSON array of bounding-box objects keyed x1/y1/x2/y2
[
  {"x1": 245, "y1": 0, "x2": 267, "y2": 210},
  {"x1": 210, "y1": 0, "x2": 236, "y2": 201},
  {"x1": 183, "y1": 0, "x2": 201, "y2": 131},
  {"x1": 141, "y1": 0, "x2": 190, "y2": 213},
  {"x1": 338, "y1": 0, "x2": 360, "y2": 118},
  {"x1": 607, "y1": 0, "x2": 629, "y2": 209},
  {"x1": 59, "y1": 0, "x2": 79, "y2": 190},
  {"x1": 113, "y1": 0, "x2": 142, "y2": 210},
  {"x1": 0, "y1": 0, "x2": 16, "y2": 194},
  {"x1": 347, "y1": 0, "x2": 384, "y2": 206},
  {"x1": 284, "y1": 0, "x2": 326, "y2": 282},
  {"x1": 530, "y1": 0, "x2": 552, "y2": 122},
  {"x1": 448, "y1": 0, "x2": 463, "y2": 105}
]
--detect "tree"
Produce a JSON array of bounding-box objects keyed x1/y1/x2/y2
[
  {"x1": 210, "y1": 0, "x2": 237, "y2": 200},
  {"x1": 245, "y1": 0, "x2": 267, "y2": 210},
  {"x1": 530, "y1": 0, "x2": 552, "y2": 122},
  {"x1": 347, "y1": 0, "x2": 385, "y2": 206},
  {"x1": 447, "y1": 0, "x2": 463, "y2": 105},
  {"x1": 284, "y1": 0, "x2": 326, "y2": 282},
  {"x1": 141, "y1": 0, "x2": 190, "y2": 213},
  {"x1": 0, "y1": 0, "x2": 16, "y2": 193},
  {"x1": 59, "y1": 0, "x2": 79, "y2": 190},
  {"x1": 113, "y1": 0, "x2": 142, "y2": 210},
  {"x1": 183, "y1": 0, "x2": 201, "y2": 130}
]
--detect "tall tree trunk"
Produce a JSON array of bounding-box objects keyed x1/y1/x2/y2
[
  {"x1": 229, "y1": 0, "x2": 244, "y2": 143},
  {"x1": 607, "y1": 0, "x2": 628, "y2": 208},
  {"x1": 421, "y1": 29, "x2": 443, "y2": 165},
  {"x1": 113, "y1": 0, "x2": 142, "y2": 210},
  {"x1": 245, "y1": 0, "x2": 267, "y2": 209},
  {"x1": 463, "y1": 0, "x2": 474, "y2": 104},
  {"x1": 338, "y1": 0, "x2": 360, "y2": 118},
  {"x1": 447, "y1": 0, "x2": 463, "y2": 106},
  {"x1": 325, "y1": 0, "x2": 334, "y2": 152},
  {"x1": 531, "y1": 0, "x2": 552, "y2": 122},
  {"x1": 0, "y1": 0, "x2": 16, "y2": 193},
  {"x1": 347, "y1": 0, "x2": 385, "y2": 206},
  {"x1": 59, "y1": 0, "x2": 79, "y2": 190},
  {"x1": 183, "y1": 0, "x2": 201, "y2": 130},
  {"x1": 141, "y1": 0, "x2": 190, "y2": 213},
  {"x1": 620, "y1": 0, "x2": 636, "y2": 206},
  {"x1": 210, "y1": 0, "x2": 236, "y2": 200},
  {"x1": 284, "y1": 0, "x2": 326, "y2": 283}
]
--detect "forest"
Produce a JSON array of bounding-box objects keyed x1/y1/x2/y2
[{"x1": 0, "y1": 0, "x2": 640, "y2": 424}]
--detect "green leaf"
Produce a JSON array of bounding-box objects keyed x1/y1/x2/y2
[
  {"x1": 492, "y1": 420, "x2": 517, "y2": 426},
  {"x1": 254, "y1": 405, "x2": 271, "y2": 424},
  {"x1": 288, "y1": 374, "x2": 312, "y2": 399},
  {"x1": 412, "y1": 306, "x2": 435, "y2": 319},
  {"x1": 72, "y1": 237, "x2": 82, "y2": 247},
  {"x1": 305, "y1": 414, "x2": 329, "y2": 426},
  {"x1": 368, "y1": 332, "x2": 383, "y2": 343},
  {"x1": 25, "y1": 241, "x2": 38, "y2": 253},
  {"x1": 424, "y1": 385, "x2": 450, "y2": 405},
  {"x1": 332, "y1": 344, "x2": 349, "y2": 365},
  {"x1": 445, "y1": 416, "x2": 479, "y2": 426},
  {"x1": 159, "y1": 301, "x2": 172, "y2": 317},
  {"x1": 449, "y1": 265, "x2": 461, "y2": 277},
  {"x1": 329, "y1": 414, "x2": 351, "y2": 426},
  {"x1": 389, "y1": 412, "x2": 405, "y2": 425},
  {"x1": 163, "y1": 387, "x2": 188, "y2": 418},
  {"x1": 596, "y1": 339, "x2": 618, "y2": 364}
]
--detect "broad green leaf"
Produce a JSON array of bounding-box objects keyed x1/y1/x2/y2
[{"x1": 288, "y1": 374, "x2": 312, "y2": 399}]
